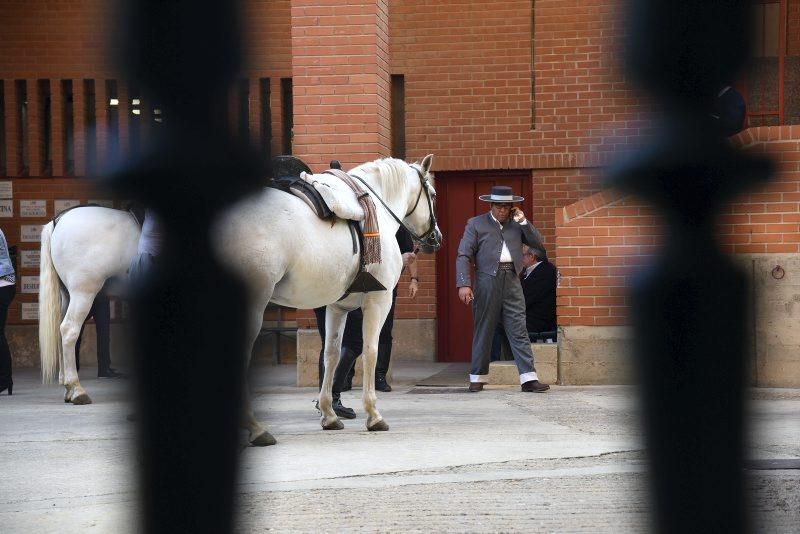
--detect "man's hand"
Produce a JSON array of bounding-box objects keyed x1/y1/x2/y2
[
  {"x1": 409, "y1": 278, "x2": 419, "y2": 298},
  {"x1": 458, "y1": 286, "x2": 474, "y2": 305},
  {"x1": 510, "y1": 208, "x2": 526, "y2": 224}
]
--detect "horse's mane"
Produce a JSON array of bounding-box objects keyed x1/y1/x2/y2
[{"x1": 349, "y1": 158, "x2": 412, "y2": 201}]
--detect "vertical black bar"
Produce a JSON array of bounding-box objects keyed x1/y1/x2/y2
[
  {"x1": 259, "y1": 78, "x2": 272, "y2": 165},
  {"x1": 84, "y1": 80, "x2": 96, "y2": 175},
  {"x1": 39, "y1": 80, "x2": 51, "y2": 175},
  {"x1": 0, "y1": 82, "x2": 5, "y2": 176},
  {"x1": 16, "y1": 80, "x2": 27, "y2": 174},
  {"x1": 612, "y1": 2, "x2": 773, "y2": 532},
  {"x1": 238, "y1": 78, "x2": 249, "y2": 144},
  {"x1": 112, "y1": 1, "x2": 262, "y2": 532},
  {"x1": 280, "y1": 77, "x2": 292, "y2": 155},
  {"x1": 129, "y1": 81, "x2": 141, "y2": 161},
  {"x1": 62, "y1": 80, "x2": 74, "y2": 176}
]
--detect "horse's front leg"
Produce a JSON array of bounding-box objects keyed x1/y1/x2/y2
[
  {"x1": 60, "y1": 295, "x2": 94, "y2": 405},
  {"x1": 320, "y1": 307, "x2": 347, "y2": 430},
  {"x1": 361, "y1": 299, "x2": 390, "y2": 431}
]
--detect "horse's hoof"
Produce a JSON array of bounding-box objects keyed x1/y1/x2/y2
[
  {"x1": 322, "y1": 418, "x2": 344, "y2": 430},
  {"x1": 250, "y1": 430, "x2": 277, "y2": 447},
  {"x1": 367, "y1": 419, "x2": 389, "y2": 432},
  {"x1": 71, "y1": 393, "x2": 92, "y2": 405}
]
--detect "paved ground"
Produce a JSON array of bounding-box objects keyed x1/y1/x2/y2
[{"x1": 1, "y1": 363, "x2": 798, "y2": 533}]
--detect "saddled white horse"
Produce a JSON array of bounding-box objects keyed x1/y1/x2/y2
[{"x1": 39, "y1": 155, "x2": 441, "y2": 444}]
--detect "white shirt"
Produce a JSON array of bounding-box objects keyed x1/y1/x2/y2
[
  {"x1": 490, "y1": 212, "x2": 513, "y2": 262},
  {"x1": 522, "y1": 260, "x2": 542, "y2": 280}
]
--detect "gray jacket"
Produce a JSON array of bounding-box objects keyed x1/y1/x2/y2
[{"x1": 456, "y1": 212, "x2": 546, "y2": 288}]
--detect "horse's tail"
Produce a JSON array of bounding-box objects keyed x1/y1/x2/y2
[{"x1": 39, "y1": 221, "x2": 62, "y2": 384}]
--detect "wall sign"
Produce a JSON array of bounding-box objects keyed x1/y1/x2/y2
[
  {"x1": 21, "y1": 225, "x2": 43, "y2": 242},
  {"x1": 20, "y1": 199, "x2": 47, "y2": 217},
  {"x1": 21, "y1": 302, "x2": 39, "y2": 321},
  {"x1": 0, "y1": 181, "x2": 12, "y2": 199},
  {"x1": 21, "y1": 276, "x2": 39, "y2": 293},
  {"x1": 0, "y1": 199, "x2": 12, "y2": 217},
  {"x1": 54, "y1": 200, "x2": 80, "y2": 214},
  {"x1": 21, "y1": 250, "x2": 40, "y2": 269}
]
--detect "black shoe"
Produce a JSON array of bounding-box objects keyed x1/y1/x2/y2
[
  {"x1": 375, "y1": 374, "x2": 392, "y2": 392},
  {"x1": 314, "y1": 398, "x2": 356, "y2": 419},
  {"x1": 468, "y1": 382, "x2": 484, "y2": 392},
  {"x1": 98, "y1": 367, "x2": 127, "y2": 379},
  {"x1": 521, "y1": 380, "x2": 550, "y2": 393},
  {"x1": 0, "y1": 380, "x2": 12, "y2": 395}
]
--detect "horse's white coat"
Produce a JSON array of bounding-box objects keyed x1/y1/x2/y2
[{"x1": 38, "y1": 156, "x2": 440, "y2": 441}]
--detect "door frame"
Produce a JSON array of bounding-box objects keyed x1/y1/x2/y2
[{"x1": 434, "y1": 169, "x2": 533, "y2": 362}]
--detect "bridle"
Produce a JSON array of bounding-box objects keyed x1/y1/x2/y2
[{"x1": 349, "y1": 163, "x2": 441, "y2": 250}]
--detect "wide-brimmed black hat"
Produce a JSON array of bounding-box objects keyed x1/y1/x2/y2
[{"x1": 479, "y1": 185, "x2": 524, "y2": 203}]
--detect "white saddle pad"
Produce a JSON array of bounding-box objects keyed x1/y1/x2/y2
[{"x1": 301, "y1": 171, "x2": 365, "y2": 221}]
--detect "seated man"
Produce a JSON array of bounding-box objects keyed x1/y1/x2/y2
[{"x1": 520, "y1": 245, "x2": 557, "y2": 340}]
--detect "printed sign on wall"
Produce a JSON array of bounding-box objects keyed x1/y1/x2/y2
[
  {"x1": 0, "y1": 181, "x2": 12, "y2": 199},
  {"x1": 88, "y1": 199, "x2": 114, "y2": 208},
  {"x1": 54, "y1": 200, "x2": 80, "y2": 214},
  {"x1": 20, "y1": 199, "x2": 47, "y2": 217},
  {"x1": 21, "y1": 276, "x2": 39, "y2": 293},
  {"x1": 21, "y1": 225, "x2": 43, "y2": 242},
  {"x1": 21, "y1": 302, "x2": 39, "y2": 321},
  {"x1": 21, "y1": 250, "x2": 41, "y2": 269},
  {"x1": 0, "y1": 199, "x2": 12, "y2": 217}
]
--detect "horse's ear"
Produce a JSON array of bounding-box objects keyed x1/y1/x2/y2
[{"x1": 421, "y1": 154, "x2": 434, "y2": 175}]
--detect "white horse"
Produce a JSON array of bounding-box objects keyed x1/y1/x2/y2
[{"x1": 39, "y1": 155, "x2": 441, "y2": 443}]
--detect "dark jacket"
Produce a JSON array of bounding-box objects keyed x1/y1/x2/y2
[
  {"x1": 521, "y1": 260, "x2": 557, "y2": 333},
  {"x1": 455, "y1": 212, "x2": 546, "y2": 288}
]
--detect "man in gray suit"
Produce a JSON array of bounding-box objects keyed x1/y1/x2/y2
[{"x1": 456, "y1": 185, "x2": 550, "y2": 393}]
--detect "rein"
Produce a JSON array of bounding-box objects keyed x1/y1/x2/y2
[{"x1": 349, "y1": 164, "x2": 440, "y2": 249}]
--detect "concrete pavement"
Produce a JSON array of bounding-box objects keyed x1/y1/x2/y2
[{"x1": 1, "y1": 363, "x2": 798, "y2": 532}]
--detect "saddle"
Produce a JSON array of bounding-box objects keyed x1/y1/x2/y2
[{"x1": 266, "y1": 156, "x2": 386, "y2": 294}]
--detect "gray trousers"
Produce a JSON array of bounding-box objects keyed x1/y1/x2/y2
[{"x1": 470, "y1": 270, "x2": 537, "y2": 383}]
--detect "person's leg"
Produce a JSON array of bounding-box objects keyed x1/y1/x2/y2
[
  {"x1": 314, "y1": 307, "x2": 326, "y2": 390},
  {"x1": 0, "y1": 285, "x2": 15, "y2": 393},
  {"x1": 375, "y1": 287, "x2": 397, "y2": 391},
  {"x1": 340, "y1": 307, "x2": 363, "y2": 391},
  {"x1": 490, "y1": 323, "x2": 504, "y2": 361},
  {"x1": 94, "y1": 292, "x2": 114, "y2": 376},
  {"x1": 502, "y1": 272, "x2": 549, "y2": 391},
  {"x1": 470, "y1": 273, "x2": 502, "y2": 388}
]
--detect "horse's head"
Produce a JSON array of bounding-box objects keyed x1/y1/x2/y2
[{"x1": 404, "y1": 154, "x2": 442, "y2": 254}]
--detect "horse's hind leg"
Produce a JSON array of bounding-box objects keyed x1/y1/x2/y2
[
  {"x1": 241, "y1": 304, "x2": 277, "y2": 446},
  {"x1": 319, "y1": 306, "x2": 347, "y2": 430},
  {"x1": 60, "y1": 291, "x2": 95, "y2": 404}
]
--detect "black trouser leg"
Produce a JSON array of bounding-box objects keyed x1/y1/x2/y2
[
  {"x1": 333, "y1": 347, "x2": 359, "y2": 397},
  {"x1": 0, "y1": 285, "x2": 15, "y2": 387},
  {"x1": 94, "y1": 293, "x2": 112, "y2": 374}
]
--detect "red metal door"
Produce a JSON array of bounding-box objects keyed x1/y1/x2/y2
[{"x1": 434, "y1": 171, "x2": 532, "y2": 362}]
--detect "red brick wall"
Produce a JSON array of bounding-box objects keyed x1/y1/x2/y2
[
  {"x1": 555, "y1": 125, "x2": 800, "y2": 327},
  {"x1": 789, "y1": 0, "x2": 800, "y2": 56}
]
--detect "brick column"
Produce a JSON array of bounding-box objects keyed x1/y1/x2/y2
[
  {"x1": 3, "y1": 80, "x2": 21, "y2": 176},
  {"x1": 291, "y1": 0, "x2": 391, "y2": 171},
  {"x1": 94, "y1": 80, "x2": 108, "y2": 173}
]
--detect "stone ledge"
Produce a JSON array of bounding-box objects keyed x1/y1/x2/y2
[{"x1": 488, "y1": 342, "x2": 558, "y2": 385}]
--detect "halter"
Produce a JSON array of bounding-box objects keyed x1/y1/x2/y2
[{"x1": 349, "y1": 163, "x2": 441, "y2": 250}]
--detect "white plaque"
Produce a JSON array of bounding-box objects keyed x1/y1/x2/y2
[
  {"x1": 0, "y1": 181, "x2": 12, "y2": 199},
  {"x1": 0, "y1": 199, "x2": 12, "y2": 217},
  {"x1": 21, "y1": 250, "x2": 40, "y2": 269},
  {"x1": 21, "y1": 302, "x2": 39, "y2": 321},
  {"x1": 54, "y1": 199, "x2": 80, "y2": 214},
  {"x1": 21, "y1": 224, "x2": 42, "y2": 242},
  {"x1": 88, "y1": 199, "x2": 114, "y2": 208},
  {"x1": 20, "y1": 199, "x2": 47, "y2": 217},
  {"x1": 21, "y1": 276, "x2": 39, "y2": 294}
]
